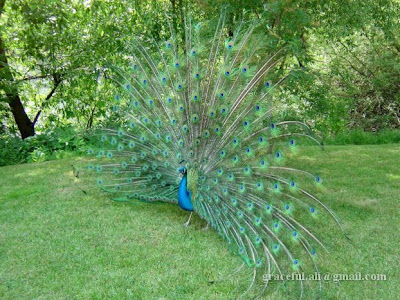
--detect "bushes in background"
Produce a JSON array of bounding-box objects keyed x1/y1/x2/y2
[
  {"x1": 324, "y1": 129, "x2": 400, "y2": 145},
  {"x1": 0, "y1": 126, "x2": 99, "y2": 166}
]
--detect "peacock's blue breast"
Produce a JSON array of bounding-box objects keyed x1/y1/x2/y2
[{"x1": 178, "y1": 175, "x2": 193, "y2": 211}]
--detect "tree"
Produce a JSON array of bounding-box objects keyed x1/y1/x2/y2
[
  {"x1": 0, "y1": 0, "x2": 178, "y2": 138},
  {"x1": 0, "y1": 0, "x2": 65, "y2": 138}
]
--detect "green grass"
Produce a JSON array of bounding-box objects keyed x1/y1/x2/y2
[{"x1": 1, "y1": 144, "x2": 399, "y2": 299}]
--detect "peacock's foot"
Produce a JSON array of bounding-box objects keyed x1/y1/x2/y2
[
  {"x1": 183, "y1": 212, "x2": 193, "y2": 227},
  {"x1": 202, "y1": 224, "x2": 209, "y2": 231}
]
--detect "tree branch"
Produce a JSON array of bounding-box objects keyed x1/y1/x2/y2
[
  {"x1": 32, "y1": 73, "x2": 62, "y2": 126},
  {"x1": 85, "y1": 106, "x2": 96, "y2": 129},
  {"x1": 17, "y1": 74, "x2": 52, "y2": 82},
  {"x1": 339, "y1": 41, "x2": 375, "y2": 76}
]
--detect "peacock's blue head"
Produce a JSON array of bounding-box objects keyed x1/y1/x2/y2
[{"x1": 178, "y1": 166, "x2": 187, "y2": 175}]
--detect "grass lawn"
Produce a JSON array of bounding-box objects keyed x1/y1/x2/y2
[{"x1": 0, "y1": 144, "x2": 399, "y2": 299}]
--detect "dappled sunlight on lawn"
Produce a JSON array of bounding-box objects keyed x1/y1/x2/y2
[{"x1": 386, "y1": 173, "x2": 400, "y2": 181}]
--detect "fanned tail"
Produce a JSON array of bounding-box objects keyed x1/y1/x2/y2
[{"x1": 85, "y1": 8, "x2": 342, "y2": 298}]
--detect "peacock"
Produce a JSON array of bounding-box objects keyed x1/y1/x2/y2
[{"x1": 85, "y1": 9, "x2": 344, "y2": 299}]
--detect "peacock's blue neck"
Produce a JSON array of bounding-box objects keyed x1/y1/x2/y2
[{"x1": 178, "y1": 174, "x2": 194, "y2": 211}]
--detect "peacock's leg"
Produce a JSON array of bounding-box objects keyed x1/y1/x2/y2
[
  {"x1": 183, "y1": 212, "x2": 193, "y2": 227},
  {"x1": 202, "y1": 224, "x2": 209, "y2": 231}
]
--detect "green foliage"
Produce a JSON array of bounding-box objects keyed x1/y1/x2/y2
[
  {"x1": 0, "y1": 126, "x2": 98, "y2": 166},
  {"x1": 306, "y1": 0, "x2": 400, "y2": 132}
]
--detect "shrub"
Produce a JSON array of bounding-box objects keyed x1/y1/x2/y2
[
  {"x1": 0, "y1": 126, "x2": 99, "y2": 166},
  {"x1": 325, "y1": 129, "x2": 400, "y2": 145}
]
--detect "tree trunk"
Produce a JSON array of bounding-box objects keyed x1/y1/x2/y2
[
  {"x1": 8, "y1": 94, "x2": 35, "y2": 138},
  {"x1": 1, "y1": 37, "x2": 36, "y2": 138},
  {"x1": 0, "y1": 0, "x2": 35, "y2": 138},
  {"x1": 170, "y1": 0, "x2": 177, "y2": 34}
]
